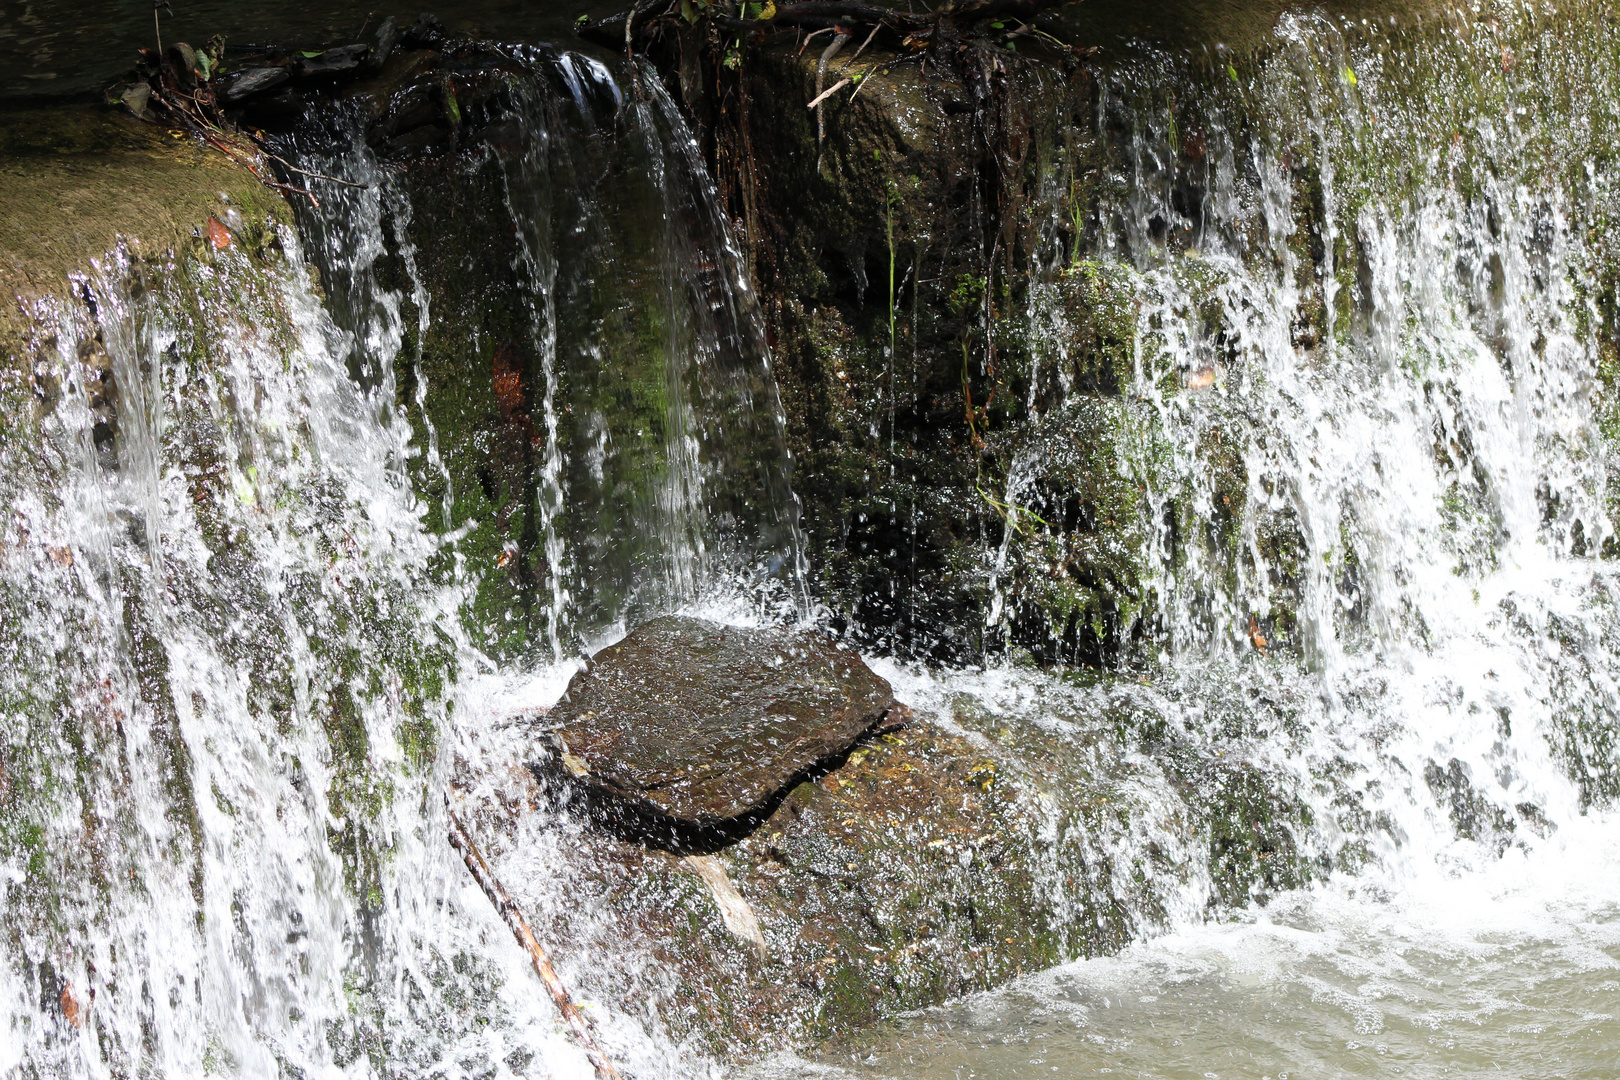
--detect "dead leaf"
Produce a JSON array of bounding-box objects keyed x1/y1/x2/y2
[
  {"x1": 1249, "y1": 615, "x2": 1269, "y2": 655},
  {"x1": 1185, "y1": 365, "x2": 1216, "y2": 390},
  {"x1": 492, "y1": 346, "x2": 525, "y2": 419},
  {"x1": 206, "y1": 217, "x2": 232, "y2": 251},
  {"x1": 60, "y1": 984, "x2": 81, "y2": 1027}
]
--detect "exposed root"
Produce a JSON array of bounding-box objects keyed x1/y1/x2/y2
[{"x1": 815, "y1": 28, "x2": 850, "y2": 169}]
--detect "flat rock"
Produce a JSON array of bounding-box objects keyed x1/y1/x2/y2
[
  {"x1": 294, "y1": 44, "x2": 369, "y2": 80},
  {"x1": 218, "y1": 66, "x2": 289, "y2": 103},
  {"x1": 530, "y1": 616, "x2": 901, "y2": 852}
]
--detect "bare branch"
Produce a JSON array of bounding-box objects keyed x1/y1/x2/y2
[{"x1": 447, "y1": 803, "x2": 626, "y2": 1080}]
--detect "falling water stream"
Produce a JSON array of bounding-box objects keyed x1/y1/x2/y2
[
  {"x1": 4, "y1": 2, "x2": 1620, "y2": 1077},
  {"x1": 0, "y1": 45, "x2": 800, "y2": 1079},
  {"x1": 782, "y1": 4, "x2": 1620, "y2": 1077}
]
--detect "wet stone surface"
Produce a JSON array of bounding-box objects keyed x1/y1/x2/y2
[{"x1": 529, "y1": 616, "x2": 901, "y2": 852}]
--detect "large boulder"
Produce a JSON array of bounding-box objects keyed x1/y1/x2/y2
[
  {"x1": 459, "y1": 661, "x2": 1317, "y2": 1056},
  {"x1": 529, "y1": 616, "x2": 903, "y2": 852}
]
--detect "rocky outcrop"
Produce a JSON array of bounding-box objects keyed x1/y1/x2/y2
[
  {"x1": 459, "y1": 623, "x2": 1313, "y2": 1055},
  {"x1": 531, "y1": 616, "x2": 904, "y2": 851},
  {"x1": 0, "y1": 103, "x2": 288, "y2": 497},
  {"x1": 0, "y1": 106, "x2": 284, "y2": 297}
]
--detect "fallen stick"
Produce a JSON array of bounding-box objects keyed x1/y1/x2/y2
[
  {"x1": 807, "y1": 77, "x2": 852, "y2": 109},
  {"x1": 446, "y1": 802, "x2": 626, "y2": 1080}
]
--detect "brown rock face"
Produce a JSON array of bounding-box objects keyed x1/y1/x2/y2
[{"x1": 530, "y1": 616, "x2": 901, "y2": 852}]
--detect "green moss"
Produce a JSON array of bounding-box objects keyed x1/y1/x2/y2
[{"x1": 0, "y1": 105, "x2": 285, "y2": 298}]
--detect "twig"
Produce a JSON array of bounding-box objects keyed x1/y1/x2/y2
[
  {"x1": 149, "y1": 78, "x2": 360, "y2": 206},
  {"x1": 807, "y1": 77, "x2": 852, "y2": 108},
  {"x1": 848, "y1": 18, "x2": 882, "y2": 63},
  {"x1": 850, "y1": 53, "x2": 918, "y2": 101},
  {"x1": 797, "y1": 26, "x2": 834, "y2": 56},
  {"x1": 153, "y1": 0, "x2": 170, "y2": 54},
  {"x1": 446, "y1": 802, "x2": 626, "y2": 1080},
  {"x1": 258, "y1": 150, "x2": 369, "y2": 188},
  {"x1": 625, "y1": 0, "x2": 654, "y2": 95}
]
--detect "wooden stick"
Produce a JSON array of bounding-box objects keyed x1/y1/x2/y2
[
  {"x1": 807, "y1": 77, "x2": 852, "y2": 108},
  {"x1": 847, "y1": 18, "x2": 882, "y2": 64},
  {"x1": 446, "y1": 802, "x2": 626, "y2": 1080}
]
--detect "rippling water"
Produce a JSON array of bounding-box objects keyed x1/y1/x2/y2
[{"x1": 786, "y1": 826, "x2": 1620, "y2": 1078}]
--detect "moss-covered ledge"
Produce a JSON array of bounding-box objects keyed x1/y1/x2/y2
[{"x1": 0, "y1": 105, "x2": 286, "y2": 300}]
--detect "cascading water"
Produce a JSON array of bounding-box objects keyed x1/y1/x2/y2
[
  {"x1": 0, "y1": 44, "x2": 801, "y2": 1080},
  {"x1": 280, "y1": 47, "x2": 806, "y2": 660},
  {"x1": 798, "y1": 3, "x2": 1620, "y2": 1075},
  {"x1": 6, "y1": 3, "x2": 1620, "y2": 1078},
  {"x1": 0, "y1": 239, "x2": 488, "y2": 1074}
]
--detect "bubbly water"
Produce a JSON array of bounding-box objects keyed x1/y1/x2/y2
[
  {"x1": 5, "y1": 3, "x2": 1620, "y2": 1078},
  {"x1": 783, "y1": 4, "x2": 1620, "y2": 1076}
]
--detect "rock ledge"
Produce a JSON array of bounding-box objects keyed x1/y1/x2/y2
[{"x1": 529, "y1": 616, "x2": 904, "y2": 852}]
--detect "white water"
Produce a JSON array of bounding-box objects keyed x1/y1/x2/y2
[
  {"x1": 6, "y1": 5, "x2": 1620, "y2": 1078},
  {"x1": 0, "y1": 48, "x2": 805, "y2": 1079},
  {"x1": 760, "y1": 657, "x2": 1618, "y2": 1078},
  {"x1": 780, "y1": 5, "x2": 1620, "y2": 1076},
  {"x1": 793, "y1": 846, "x2": 1620, "y2": 1078}
]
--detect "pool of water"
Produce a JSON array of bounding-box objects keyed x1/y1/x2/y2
[
  {"x1": 0, "y1": 0, "x2": 621, "y2": 100},
  {"x1": 773, "y1": 828, "x2": 1620, "y2": 1080}
]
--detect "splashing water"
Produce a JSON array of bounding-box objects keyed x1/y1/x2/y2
[
  {"x1": 0, "y1": 238, "x2": 511, "y2": 1074},
  {"x1": 0, "y1": 46, "x2": 799, "y2": 1080},
  {"x1": 784, "y1": 3, "x2": 1620, "y2": 1075},
  {"x1": 6, "y1": 4, "x2": 1620, "y2": 1078}
]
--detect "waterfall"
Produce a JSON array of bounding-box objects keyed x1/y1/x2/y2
[
  {"x1": 5, "y1": 3, "x2": 1620, "y2": 1076},
  {"x1": 0, "y1": 238, "x2": 480, "y2": 1073},
  {"x1": 942, "y1": 2, "x2": 1620, "y2": 889},
  {"x1": 279, "y1": 48, "x2": 806, "y2": 663},
  {"x1": 824, "y1": 4, "x2": 1620, "y2": 1072},
  {"x1": 1076, "y1": 4, "x2": 1619, "y2": 880},
  {"x1": 0, "y1": 45, "x2": 798, "y2": 1079}
]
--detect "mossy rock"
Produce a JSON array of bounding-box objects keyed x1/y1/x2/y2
[
  {"x1": 460, "y1": 663, "x2": 1314, "y2": 1058},
  {"x1": 0, "y1": 105, "x2": 285, "y2": 297}
]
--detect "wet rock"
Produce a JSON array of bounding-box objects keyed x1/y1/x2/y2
[
  {"x1": 293, "y1": 44, "x2": 369, "y2": 81},
  {"x1": 530, "y1": 616, "x2": 902, "y2": 853},
  {"x1": 401, "y1": 13, "x2": 447, "y2": 50},
  {"x1": 217, "y1": 66, "x2": 289, "y2": 103},
  {"x1": 368, "y1": 16, "x2": 399, "y2": 73},
  {"x1": 377, "y1": 123, "x2": 451, "y2": 159},
  {"x1": 464, "y1": 666, "x2": 1318, "y2": 1055},
  {"x1": 1424, "y1": 757, "x2": 1518, "y2": 853},
  {"x1": 1515, "y1": 802, "x2": 1557, "y2": 838},
  {"x1": 233, "y1": 88, "x2": 307, "y2": 133},
  {"x1": 0, "y1": 105, "x2": 285, "y2": 295}
]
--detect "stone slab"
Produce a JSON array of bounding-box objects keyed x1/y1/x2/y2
[{"x1": 530, "y1": 615, "x2": 901, "y2": 851}]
